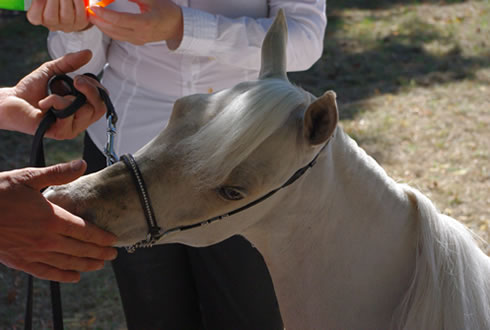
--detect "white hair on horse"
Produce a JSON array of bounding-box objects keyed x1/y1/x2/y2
[
  {"x1": 179, "y1": 78, "x2": 308, "y2": 187},
  {"x1": 394, "y1": 185, "x2": 490, "y2": 329}
]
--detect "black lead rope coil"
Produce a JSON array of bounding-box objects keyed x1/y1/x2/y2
[{"x1": 25, "y1": 73, "x2": 116, "y2": 330}]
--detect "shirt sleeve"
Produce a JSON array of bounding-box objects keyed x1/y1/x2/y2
[
  {"x1": 47, "y1": 26, "x2": 111, "y2": 77},
  {"x1": 173, "y1": 0, "x2": 327, "y2": 72}
]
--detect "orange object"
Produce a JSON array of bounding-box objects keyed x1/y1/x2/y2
[
  {"x1": 87, "y1": 0, "x2": 115, "y2": 16},
  {"x1": 95, "y1": 0, "x2": 115, "y2": 7}
]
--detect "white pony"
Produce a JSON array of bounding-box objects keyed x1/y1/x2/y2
[{"x1": 47, "y1": 10, "x2": 490, "y2": 329}]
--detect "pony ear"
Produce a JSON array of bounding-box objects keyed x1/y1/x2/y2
[
  {"x1": 303, "y1": 91, "x2": 339, "y2": 146},
  {"x1": 259, "y1": 9, "x2": 288, "y2": 80}
]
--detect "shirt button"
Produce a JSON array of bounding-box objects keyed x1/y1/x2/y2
[{"x1": 208, "y1": 88, "x2": 214, "y2": 93}]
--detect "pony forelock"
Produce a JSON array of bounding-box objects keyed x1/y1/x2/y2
[{"x1": 178, "y1": 79, "x2": 308, "y2": 187}]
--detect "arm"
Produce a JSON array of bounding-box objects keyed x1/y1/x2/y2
[
  {"x1": 175, "y1": 1, "x2": 327, "y2": 72},
  {"x1": 0, "y1": 50, "x2": 108, "y2": 140},
  {"x1": 88, "y1": 0, "x2": 326, "y2": 72}
]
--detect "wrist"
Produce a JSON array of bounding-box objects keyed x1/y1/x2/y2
[
  {"x1": 0, "y1": 86, "x2": 15, "y2": 108},
  {"x1": 0, "y1": 88, "x2": 18, "y2": 130},
  {"x1": 166, "y1": 6, "x2": 184, "y2": 50},
  {"x1": 0, "y1": 86, "x2": 16, "y2": 100},
  {"x1": 0, "y1": 88, "x2": 8, "y2": 129}
]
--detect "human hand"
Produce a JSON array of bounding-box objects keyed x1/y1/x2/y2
[
  {"x1": 27, "y1": 0, "x2": 92, "y2": 32},
  {"x1": 0, "y1": 160, "x2": 117, "y2": 283},
  {"x1": 88, "y1": 0, "x2": 183, "y2": 48},
  {"x1": 0, "y1": 50, "x2": 108, "y2": 140}
]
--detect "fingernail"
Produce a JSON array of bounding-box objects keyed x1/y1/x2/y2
[{"x1": 70, "y1": 159, "x2": 84, "y2": 171}]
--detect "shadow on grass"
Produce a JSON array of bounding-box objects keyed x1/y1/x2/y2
[
  {"x1": 0, "y1": 15, "x2": 49, "y2": 87},
  {"x1": 330, "y1": 0, "x2": 469, "y2": 10},
  {"x1": 290, "y1": 3, "x2": 490, "y2": 120}
]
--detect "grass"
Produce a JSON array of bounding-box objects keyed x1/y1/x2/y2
[{"x1": 1, "y1": 0, "x2": 489, "y2": 328}]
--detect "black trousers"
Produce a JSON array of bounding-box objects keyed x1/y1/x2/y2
[{"x1": 82, "y1": 133, "x2": 283, "y2": 330}]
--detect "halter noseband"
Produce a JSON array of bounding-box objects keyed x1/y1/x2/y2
[{"x1": 121, "y1": 143, "x2": 328, "y2": 253}]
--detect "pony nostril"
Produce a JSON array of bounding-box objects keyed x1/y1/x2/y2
[{"x1": 43, "y1": 186, "x2": 77, "y2": 212}]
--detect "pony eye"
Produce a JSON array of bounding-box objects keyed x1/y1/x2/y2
[{"x1": 218, "y1": 186, "x2": 246, "y2": 201}]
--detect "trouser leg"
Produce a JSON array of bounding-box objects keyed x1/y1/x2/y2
[
  {"x1": 188, "y1": 235, "x2": 284, "y2": 330},
  {"x1": 112, "y1": 245, "x2": 203, "y2": 330}
]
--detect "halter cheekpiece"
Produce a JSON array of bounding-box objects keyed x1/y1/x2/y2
[{"x1": 120, "y1": 154, "x2": 162, "y2": 253}]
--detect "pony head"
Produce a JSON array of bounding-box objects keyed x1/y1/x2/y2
[{"x1": 45, "y1": 9, "x2": 338, "y2": 247}]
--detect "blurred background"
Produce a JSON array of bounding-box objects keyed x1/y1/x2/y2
[{"x1": 1, "y1": 0, "x2": 489, "y2": 328}]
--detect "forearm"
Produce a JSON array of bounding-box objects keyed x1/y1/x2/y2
[{"x1": 173, "y1": 1, "x2": 326, "y2": 72}]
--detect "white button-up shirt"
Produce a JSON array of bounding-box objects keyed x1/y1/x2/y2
[{"x1": 48, "y1": 0, "x2": 327, "y2": 155}]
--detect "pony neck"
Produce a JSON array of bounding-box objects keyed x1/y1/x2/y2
[{"x1": 243, "y1": 127, "x2": 418, "y2": 328}]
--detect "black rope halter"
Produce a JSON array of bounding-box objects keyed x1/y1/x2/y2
[{"x1": 121, "y1": 143, "x2": 328, "y2": 253}]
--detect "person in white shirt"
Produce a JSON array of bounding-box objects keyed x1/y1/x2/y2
[{"x1": 27, "y1": 0, "x2": 326, "y2": 328}]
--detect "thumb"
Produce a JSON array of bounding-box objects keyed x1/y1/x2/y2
[
  {"x1": 23, "y1": 160, "x2": 87, "y2": 191},
  {"x1": 46, "y1": 50, "x2": 93, "y2": 76}
]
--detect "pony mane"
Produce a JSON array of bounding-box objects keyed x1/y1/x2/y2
[
  {"x1": 393, "y1": 185, "x2": 490, "y2": 330},
  {"x1": 178, "y1": 79, "x2": 308, "y2": 187}
]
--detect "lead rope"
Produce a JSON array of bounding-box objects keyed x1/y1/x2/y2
[{"x1": 25, "y1": 74, "x2": 117, "y2": 330}]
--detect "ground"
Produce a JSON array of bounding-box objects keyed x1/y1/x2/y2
[{"x1": 0, "y1": 0, "x2": 488, "y2": 328}]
